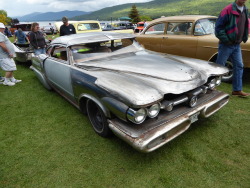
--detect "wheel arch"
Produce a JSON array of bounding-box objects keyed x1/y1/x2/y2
[
  {"x1": 78, "y1": 94, "x2": 111, "y2": 118},
  {"x1": 208, "y1": 52, "x2": 218, "y2": 62}
]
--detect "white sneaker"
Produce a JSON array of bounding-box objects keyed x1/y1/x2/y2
[
  {"x1": 11, "y1": 77, "x2": 22, "y2": 83},
  {"x1": 3, "y1": 80, "x2": 15, "y2": 86},
  {"x1": 0, "y1": 77, "x2": 5, "y2": 82}
]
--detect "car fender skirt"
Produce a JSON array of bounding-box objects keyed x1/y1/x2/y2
[
  {"x1": 108, "y1": 90, "x2": 229, "y2": 153},
  {"x1": 30, "y1": 65, "x2": 52, "y2": 90}
]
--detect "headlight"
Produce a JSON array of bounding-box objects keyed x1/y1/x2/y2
[
  {"x1": 189, "y1": 96, "x2": 198, "y2": 107},
  {"x1": 201, "y1": 86, "x2": 208, "y2": 94},
  {"x1": 127, "y1": 108, "x2": 147, "y2": 124},
  {"x1": 208, "y1": 78, "x2": 216, "y2": 89},
  {"x1": 215, "y1": 76, "x2": 222, "y2": 86},
  {"x1": 148, "y1": 103, "x2": 160, "y2": 118}
]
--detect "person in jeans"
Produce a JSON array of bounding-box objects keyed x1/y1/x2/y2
[
  {"x1": 215, "y1": 0, "x2": 249, "y2": 97},
  {"x1": 0, "y1": 22, "x2": 22, "y2": 86},
  {"x1": 29, "y1": 22, "x2": 46, "y2": 55}
]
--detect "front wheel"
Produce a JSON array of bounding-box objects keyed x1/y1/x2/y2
[{"x1": 86, "y1": 99, "x2": 112, "y2": 137}]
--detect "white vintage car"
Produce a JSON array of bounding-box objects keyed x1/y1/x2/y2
[{"x1": 30, "y1": 32, "x2": 229, "y2": 152}]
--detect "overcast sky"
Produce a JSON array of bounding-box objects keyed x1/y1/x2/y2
[{"x1": 0, "y1": 0, "x2": 152, "y2": 17}]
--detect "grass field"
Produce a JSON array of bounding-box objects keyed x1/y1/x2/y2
[{"x1": 0, "y1": 61, "x2": 250, "y2": 187}]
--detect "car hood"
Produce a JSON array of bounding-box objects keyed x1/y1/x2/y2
[{"x1": 77, "y1": 51, "x2": 228, "y2": 106}]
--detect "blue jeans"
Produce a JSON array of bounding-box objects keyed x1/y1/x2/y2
[
  {"x1": 34, "y1": 48, "x2": 46, "y2": 55},
  {"x1": 216, "y1": 43, "x2": 244, "y2": 91}
]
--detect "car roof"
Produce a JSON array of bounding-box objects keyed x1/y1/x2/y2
[
  {"x1": 51, "y1": 32, "x2": 135, "y2": 46},
  {"x1": 150, "y1": 15, "x2": 217, "y2": 24}
]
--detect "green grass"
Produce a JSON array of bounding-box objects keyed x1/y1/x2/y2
[{"x1": 0, "y1": 65, "x2": 250, "y2": 187}]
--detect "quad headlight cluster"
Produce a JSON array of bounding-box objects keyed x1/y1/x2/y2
[
  {"x1": 207, "y1": 76, "x2": 222, "y2": 89},
  {"x1": 126, "y1": 76, "x2": 222, "y2": 124},
  {"x1": 127, "y1": 103, "x2": 161, "y2": 124}
]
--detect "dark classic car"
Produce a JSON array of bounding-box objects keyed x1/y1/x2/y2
[
  {"x1": 136, "y1": 15, "x2": 250, "y2": 82},
  {"x1": 30, "y1": 32, "x2": 229, "y2": 152},
  {"x1": 42, "y1": 25, "x2": 58, "y2": 35}
]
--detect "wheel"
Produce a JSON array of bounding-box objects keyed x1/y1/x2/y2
[
  {"x1": 222, "y1": 60, "x2": 233, "y2": 82},
  {"x1": 86, "y1": 99, "x2": 112, "y2": 137}
]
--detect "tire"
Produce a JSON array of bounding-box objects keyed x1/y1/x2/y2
[
  {"x1": 86, "y1": 99, "x2": 112, "y2": 137},
  {"x1": 222, "y1": 60, "x2": 233, "y2": 82}
]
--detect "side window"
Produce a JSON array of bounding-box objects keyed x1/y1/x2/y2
[
  {"x1": 167, "y1": 22, "x2": 192, "y2": 35},
  {"x1": 51, "y1": 46, "x2": 68, "y2": 62},
  {"x1": 144, "y1": 23, "x2": 165, "y2": 35}
]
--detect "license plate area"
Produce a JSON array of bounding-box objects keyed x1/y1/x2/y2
[{"x1": 190, "y1": 112, "x2": 200, "y2": 123}]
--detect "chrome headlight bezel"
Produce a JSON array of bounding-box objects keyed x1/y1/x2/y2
[
  {"x1": 208, "y1": 78, "x2": 216, "y2": 89},
  {"x1": 147, "y1": 103, "x2": 161, "y2": 118},
  {"x1": 127, "y1": 108, "x2": 147, "y2": 124},
  {"x1": 215, "y1": 76, "x2": 222, "y2": 86}
]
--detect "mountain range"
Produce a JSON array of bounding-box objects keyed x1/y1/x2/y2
[
  {"x1": 15, "y1": 0, "x2": 250, "y2": 22},
  {"x1": 16, "y1": 10, "x2": 90, "y2": 22}
]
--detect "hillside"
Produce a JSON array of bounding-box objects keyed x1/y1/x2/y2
[{"x1": 72, "y1": 0, "x2": 250, "y2": 21}]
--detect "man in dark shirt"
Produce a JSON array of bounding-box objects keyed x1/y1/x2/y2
[
  {"x1": 59, "y1": 16, "x2": 76, "y2": 36},
  {"x1": 215, "y1": 0, "x2": 249, "y2": 97}
]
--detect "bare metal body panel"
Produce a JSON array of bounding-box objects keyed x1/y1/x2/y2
[{"x1": 31, "y1": 32, "x2": 230, "y2": 152}]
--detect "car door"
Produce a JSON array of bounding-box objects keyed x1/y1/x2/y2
[
  {"x1": 136, "y1": 22, "x2": 166, "y2": 52},
  {"x1": 44, "y1": 45, "x2": 74, "y2": 100},
  {"x1": 241, "y1": 42, "x2": 250, "y2": 68},
  {"x1": 161, "y1": 22, "x2": 198, "y2": 58}
]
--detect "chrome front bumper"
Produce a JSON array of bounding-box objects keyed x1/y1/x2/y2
[{"x1": 108, "y1": 90, "x2": 229, "y2": 153}]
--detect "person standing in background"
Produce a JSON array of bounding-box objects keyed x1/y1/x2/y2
[
  {"x1": 60, "y1": 16, "x2": 76, "y2": 36},
  {"x1": 0, "y1": 22, "x2": 22, "y2": 86},
  {"x1": 14, "y1": 28, "x2": 30, "y2": 44},
  {"x1": 29, "y1": 22, "x2": 46, "y2": 55},
  {"x1": 215, "y1": 0, "x2": 249, "y2": 97},
  {"x1": 49, "y1": 23, "x2": 54, "y2": 35}
]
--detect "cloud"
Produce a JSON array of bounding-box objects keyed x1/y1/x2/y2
[{"x1": 20, "y1": 0, "x2": 151, "y2": 11}]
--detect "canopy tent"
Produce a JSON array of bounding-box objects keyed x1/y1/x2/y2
[{"x1": 119, "y1": 17, "x2": 131, "y2": 21}]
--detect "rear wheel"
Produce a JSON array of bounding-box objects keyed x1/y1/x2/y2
[{"x1": 86, "y1": 99, "x2": 112, "y2": 137}]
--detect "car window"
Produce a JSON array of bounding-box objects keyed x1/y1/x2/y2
[
  {"x1": 50, "y1": 46, "x2": 68, "y2": 62},
  {"x1": 77, "y1": 23, "x2": 100, "y2": 31},
  {"x1": 144, "y1": 23, "x2": 165, "y2": 35},
  {"x1": 194, "y1": 18, "x2": 216, "y2": 36},
  {"x1": 167, "y1": 22, "x2": 193, "y2": 35}
]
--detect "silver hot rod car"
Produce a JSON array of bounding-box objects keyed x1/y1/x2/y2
[{"x1": 30, "y1": 32, "x2": 229, "y2": 152}]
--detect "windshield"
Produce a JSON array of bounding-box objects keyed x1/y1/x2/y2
[
  {"x1": 71, "y1": 38, "x2": 143, "y2": 64},
  {"x1": 77, "y1": 23, "x2": 100, "y2": 31},
  {"x1": 194, "y1": 18, "x2": 216, "y2": 36}
]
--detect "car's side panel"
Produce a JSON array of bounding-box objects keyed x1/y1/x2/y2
[
  {"x1": 44, "y1": 58, "x2": 74, "y2": 100},
  {"x1": 241, "y1": 42, "x2": 250, "y2": 67},
  {"x1": 196, "y1": 36, "x2": 218, "y2": 61},
  {"x1": 162, "y1": 35, "x2": 198, "y2": 58},
  {"x1": 137, "y1": 34, "x2": 164, "y2": 52}
]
